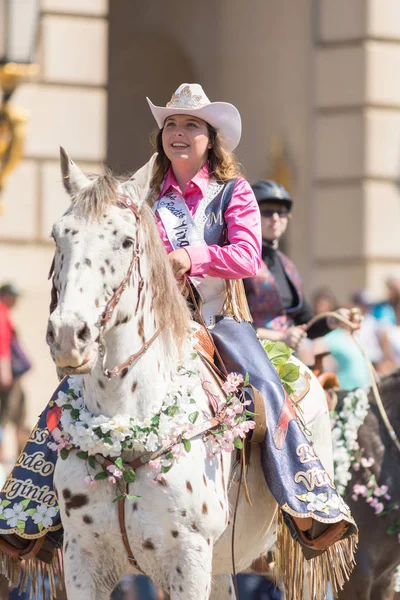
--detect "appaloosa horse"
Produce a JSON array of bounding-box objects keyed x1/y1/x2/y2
[
  {"x1": 46, "y1": 149, "x2": 335, "y2": 600},
  {"x1": 338, "y1": 370, "x2": 400, "y2": 600}
]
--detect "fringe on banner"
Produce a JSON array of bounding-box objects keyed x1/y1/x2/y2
[
  {"x1": 0, "y1": 549, "x2": 63, "y2": 600},
  {"x1": 274, "y1": 510, "x2": 358, "y2": 600}
]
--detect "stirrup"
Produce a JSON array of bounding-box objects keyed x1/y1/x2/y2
[{"x1": 284, "y1": 513, "x2": 349, "y2": 560}]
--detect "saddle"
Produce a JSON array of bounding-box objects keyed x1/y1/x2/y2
[{"x1": 195, "y1": 324, "x2": 268, "y2": 445}]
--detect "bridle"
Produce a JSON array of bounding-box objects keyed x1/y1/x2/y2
[{"x1": 48, "y1": 193, "x2": 162, "y2": 379}]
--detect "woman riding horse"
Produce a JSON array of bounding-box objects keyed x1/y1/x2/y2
[
  {"x1": 145, "y1": 83, "x2": 355, "y2": 556},
  {"x1": 0, "y1": 83, "x2": 357, "y2": 600}
]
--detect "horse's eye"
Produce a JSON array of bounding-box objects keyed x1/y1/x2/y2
[{"x1": 122, "y1": 238, "x2": 134, "y2": 249}]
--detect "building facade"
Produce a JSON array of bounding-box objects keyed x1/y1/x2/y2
[{"x1": 1, "y1": 0, "x2": 400, "y2": 422}]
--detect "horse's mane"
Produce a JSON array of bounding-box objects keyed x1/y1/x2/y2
[
  {"x1": 139, "y1": 202, "x2": 191, "y2": 349},
  {"x1": 70, "y1": 172, "x2": 118, "y2": 219},
  {"x1": 71, "y1": 173, "x2": 190, "y2": 349}
]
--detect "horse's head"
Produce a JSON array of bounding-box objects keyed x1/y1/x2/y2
[{"x1": 46, "y1": 148, "x2": 155, "y2": 374}]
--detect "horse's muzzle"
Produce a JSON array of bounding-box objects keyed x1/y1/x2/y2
[{"x1": 47, "y1": 312, "x2": 99, "y2": 374}]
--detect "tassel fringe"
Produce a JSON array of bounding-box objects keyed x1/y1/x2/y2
[
  {"x1": 274, "y1": 510, "x2": 357, "y2": 600},
  {"x1": 0, "y1": 549, "x2": 63, "y2": 600}
]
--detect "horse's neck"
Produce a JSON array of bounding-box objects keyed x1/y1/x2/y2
[{"x1": 82, "y1": 296, "x2": 178, "y2": 421}]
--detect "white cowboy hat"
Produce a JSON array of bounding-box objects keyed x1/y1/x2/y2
[{"x1": 146, "y1": 83, "x2": 242, "y2": 152}]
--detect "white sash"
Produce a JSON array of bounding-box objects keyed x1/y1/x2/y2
[{"x1": 156, "y1": 182, "x2": 226, "y2": 326}]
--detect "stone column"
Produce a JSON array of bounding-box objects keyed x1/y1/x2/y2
[
  {"x1": 0, "y1": 0, "x2": 108, "y2": 425},
  {"x1": 314, "y1": 0, "x2": 400, "y2": 301}
]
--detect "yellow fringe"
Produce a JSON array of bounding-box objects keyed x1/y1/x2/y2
[
  {"x1": 0, "y1": 550, "x2": 63, "y2": 600},
  {"x1": 275, "y1": 510, "x2": 357, "y2": 600},
  {"x1": 224, "y1": 279, "x2": 253, "y2": 323}
]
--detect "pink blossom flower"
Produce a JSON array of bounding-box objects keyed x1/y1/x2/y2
[
  {"x1": 83, "y1": 475, "x2": 96, "y2": 487},
  {"x1": 107, "y1": 465, "x2": 123, "y2": 478},
  {"x1": 108, "y1": 476, "x2": 116, "y2": 484},
  {"x1": 353, "y1": 484, "x2": 367, "y2": 497},
  {"x1": 148, "y1": 459, "x2": 162, "y2": 473},
  {"x1": 374, "y1": 502, "x2": 384, "y2": 515},
  {"x1": 222, "y1": 373, "x2": 244, "y2": 394},
  {"x1": 361, "y1": 457, "x2": 375, "y2": 468},
  {"x1": 171, "y1": 444, "x2": 183, "y2": 460},
  {"x1": 353, "y1": 463, "x2": 360, "y2": 472},
  {"x1": 351, "y1": 494, "x2": 358, "y2": 502}
]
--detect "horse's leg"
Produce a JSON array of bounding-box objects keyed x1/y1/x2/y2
[
  {"x1": 337, "y1": 555, "x2": 373, "y2": 600},
  {"x1": 169, "y1": 535, "x2": 213, "y2": 600},
  {"x1": 209, "y1": 574, "x2": 235, "y2": 600},
  {"x1": 371, "y1": 571, "x2": 396, "y2": 600},
  {"x1": 63, "y1": 541, "x2": 121, "y2": 600}
]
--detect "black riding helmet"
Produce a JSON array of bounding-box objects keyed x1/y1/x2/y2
[{"x1": 251, "y1": 180, "x2": 292, "y2": 212}]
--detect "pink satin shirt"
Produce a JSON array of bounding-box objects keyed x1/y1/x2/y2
[{"x1": 155, "y1": 165, "x2": 262, "y2": 280}]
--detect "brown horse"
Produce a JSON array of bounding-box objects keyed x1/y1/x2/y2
[{"x1": 338, "y1": 369, "x2": 400, "y2": 600}]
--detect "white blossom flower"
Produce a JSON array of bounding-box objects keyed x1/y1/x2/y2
[
  {"x1": 31, "y1": 504, "x2": 58, "y2": 528},
  {"x1": 3, "y1": 503, "x2": 28, "y2": 527},
  {"x1": 304, "y1": 492, "x2": 329, "y2": 513},
  {"x1": 145, "y1": 432, "x2": 159, "y2": 452}
]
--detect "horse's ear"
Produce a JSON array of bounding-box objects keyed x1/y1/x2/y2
[
  {"x1": 121, "y1": 153, "x2": 157, "y2": 207},
  {"x1": 60, "y1": 147, "x2": 91, "y2": 196}
]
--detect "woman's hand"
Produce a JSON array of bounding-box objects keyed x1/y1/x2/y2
[
  {"x1": 256, "y1": 325, "x2": 307, "y2": 351},
  {"x1": 168, "y1": 249, "x2": 192, "y2": 279},
  {"x1": 282, "y1": 326, "x2": 307, "y2": 351},
  {"x1": 327, "y1": 307, "x2": 362, "y2": 332}
]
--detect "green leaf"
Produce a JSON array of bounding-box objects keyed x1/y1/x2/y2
[
  {"x1": 233, "y1": 438, "x2": 243, "y2": 449},
  {"x1": 26, "y1": 508, "x2": 37, "y2": 517},
  {"x1": 94, "y1": 471, "x2": 109, "y2": 481},
  {"x1": 282, "y1": 381, "x2": 296, "y2": 396},
  {"x1": 88, "y1": 456, "x2": 96, "y2": 470},
  {"x1": 103, "y1": 436, "x2": 113, "y2": 446},
  {"x1": 0, "y1": 514, "x2": 8, "y2": 520},
  {"x1": 1, "y1": 500, "x2": 10, "y2": 508},
  {"x1": 386, "y1": 525, "x2": 398, "y2": 535},
  {"x1": 123, "y1": 469, "x2": 136, "y2": 483},
  {"x1": 60, "y1": 448, "x2": 70, "y2": 461},
  {"x1": 244, "y1": 372, "x2": 250, "y2": 386},
  {"x1": 20, "y1": 499, "x2": 30, "y2": 510},
  {"x1": 112, "y1": 495, "x2": 126, "y2": 503},
  {"x1": 161, "y1": 465, "x2": 172, "y2": 473},
  {"x1": 189, "y1": 411, "x2": 199, "y2": 424},
  {"x1": 17, "y1": 520, "x2": 26, "y2": 533},
  {"x1": 70, "y1": 408, "x2": 80, "y2": 420},
  {"x1": 63, "y1": 404, "x2": 73, "y2": 410},
  {"x1": 37, "y1": 522, "x2": 44, "y2": 533},
  {"x1": 279, "y1": 362, "x2": 300, "y2": 383},
  {"x1": 126, "y1": 494, "x2": 141, "y2": 501},
  {"x1": 76, "y1": 451, "x2": 88, "y2": 460},
  {"x1": 182, "y1": 439, "x2": 191, "y2": 453},
  {"x1": 115, "y1": 457, "x2": 124, "y2": 470},
  {"x1": 262, "y1": 340, "x2": 292, "y2": 363}
]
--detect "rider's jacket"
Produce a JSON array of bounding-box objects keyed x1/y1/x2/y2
[
  {"x1": 154, "y1": 163, "x2": 262, "y2": 279},
  {"x1": 244, "y1": 246, "x2": 304, "y2": 330}
]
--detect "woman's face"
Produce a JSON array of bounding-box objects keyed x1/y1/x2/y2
[
  {"x1": 162, "y1": 114, "x2": 211, "y2": 170},
  {"x1": 259, "y1": 202, "x2": 290, "y2": 242}
]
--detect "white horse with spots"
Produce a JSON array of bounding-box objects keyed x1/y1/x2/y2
[{"x1": 47, "y1": 149, "x2": 333, "y2": 600}]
